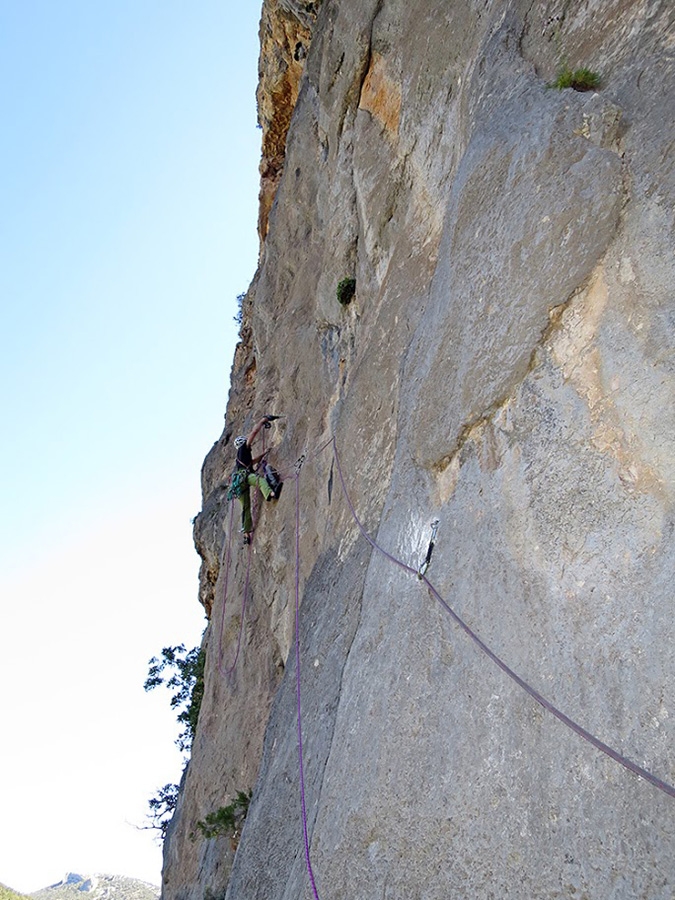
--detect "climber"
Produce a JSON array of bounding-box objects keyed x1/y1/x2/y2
[{"x1": 227, "y1": 416, "x2": 282, "y2": 544}]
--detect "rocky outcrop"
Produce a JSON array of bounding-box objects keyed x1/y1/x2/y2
[
  {"x1": 166, "y1": 1, "x2": 675, "y2": 898},
  {"x1": 256, "y1": 0, "x2": 322, "y2": 246}
]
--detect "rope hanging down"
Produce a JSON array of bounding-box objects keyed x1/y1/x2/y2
[
  {"x1": 218, "y1": 434, "x2": 327, "y2": 895},
  {"x1": 217, "y1": 419, "x2": 283, "y2": 676},
  {"x1": 217, "y1": 484, "x2": 259, "y2": 677},
  {"x1": 294, "y1": 466, "x2": 322, "y2": 900}
]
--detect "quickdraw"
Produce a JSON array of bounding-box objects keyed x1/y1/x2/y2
[{"x1": 418, "y1": 518, "x2": 440, "y2": 578}]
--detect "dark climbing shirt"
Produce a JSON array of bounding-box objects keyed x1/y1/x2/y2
[{"x1": 236, "y1": 442, "x2": 253, "y2": 472}]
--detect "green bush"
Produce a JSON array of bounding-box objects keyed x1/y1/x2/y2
[
  {"x1": 336, "y1": 277, "x2": 356, "y2": 306},
  {"x1": 197, "y1": 790, "x2": 252, "y2": 840},
  {"x1": 550, "y1": 67, "x2": 601, "y2": 92}
]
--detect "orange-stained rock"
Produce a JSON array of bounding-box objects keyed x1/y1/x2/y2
[
  {"x1": 256, "y1": 0, "x2": 320, "y2": 247},
  {"x1": 358, "y1": 50, "x2": 401, "y2": 138}
]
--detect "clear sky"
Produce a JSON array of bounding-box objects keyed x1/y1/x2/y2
[{"x1": 0, "y1": 1, "x2": 261, "y2": 891}]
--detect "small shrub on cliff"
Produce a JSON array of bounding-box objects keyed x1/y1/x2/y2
[
  {"x1": 146, "y1": 782, "x2": 180, "y2": 839},
  {"x1": 196, "y1": 790, "x2": 252, "y2": 843},
  {"x1": 550, "y1": 66, "x2": 601, "y2": 92},
  {"x1": 336, "y1": 277, "x2": 356, "y2": 306},
  {"x1": 144, "y1": 643, "x2": 205, "y2": 754},
  {"x1": 233, "y1": 291, "x2": 245, "y2": 327}
]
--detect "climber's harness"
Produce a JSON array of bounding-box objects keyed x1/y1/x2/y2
[{"x1": 227, "y1": 468, "x2": 249, "y2": 501}]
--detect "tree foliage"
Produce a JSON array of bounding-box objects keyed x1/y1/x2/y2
[
  {"x1": 0, "y1": 885, "x2": 29, "y2": 900},
  {"x1": 146, "y1": 782, "x2": 180, "y2": 839},
  {"x1": 144, "y1": 643, "x2": 205, "y2": 754},
  {"x1": 143, "y1": 640, "x2": 205, "y2": 839},
  {"x1": 234, "y1": 291, "x2": 246, "y2": 327}
]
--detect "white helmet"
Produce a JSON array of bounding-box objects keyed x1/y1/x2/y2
[{"x1": 234, "y1": 435, "x2": 247, "y2": 449}]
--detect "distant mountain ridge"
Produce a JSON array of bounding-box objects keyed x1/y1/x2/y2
[{"x1": 29, "y1": 874, "x2": 158, "y2": 900}]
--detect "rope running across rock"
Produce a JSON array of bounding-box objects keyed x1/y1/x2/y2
[{"x1": 330, "y1": 436, "x2": 675, "y2": 801}]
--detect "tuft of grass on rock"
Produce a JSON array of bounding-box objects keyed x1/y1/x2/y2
[{"x1": 550, "y1": 66, "x2": 601, "y2": 92}]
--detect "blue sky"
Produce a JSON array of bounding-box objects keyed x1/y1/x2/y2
[{"x1": 0, "y1": 1, "x2": 261, "y2": 891}]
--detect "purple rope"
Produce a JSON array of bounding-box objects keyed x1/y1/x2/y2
[
  {"x1": 294, "y1": 467, "x2": 322, "y2": 900},
  {"x1": 275, "y1": 436, "x2": 335, "y2": 483},
  {"x1": 218, "y1": 483, "x2": 260, "y2": 677},
  {"x1": 421, "y1": 575, "x2": 675, "y2": 798},
  {"x1": 331, "y1": 437, "x2": 675, "y2": 801},
  {"x1": 223, "y1": 539, "x2": 253, "y2": 676},
  {"x1": 217, "y1": 502, "x2": 236, "y2": 675}
]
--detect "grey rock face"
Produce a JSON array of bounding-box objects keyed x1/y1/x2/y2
[{"x1": 164, "y1": 1, "x2": 675, "y2": 898}]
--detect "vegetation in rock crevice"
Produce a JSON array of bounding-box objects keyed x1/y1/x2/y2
[
  {"x1": 549, "y1": 66, "x2": 601, "y2": 91},
  {"x1": 196, "y1": 791, "x2": 253, "y2": 844},
  {"x1": 336, "y1": 276, "x2": 356, "y2": 306}
]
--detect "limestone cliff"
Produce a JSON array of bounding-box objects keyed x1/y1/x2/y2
[{"x1": 165, "y1": 1, "x2": 675, "y2": 898}]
